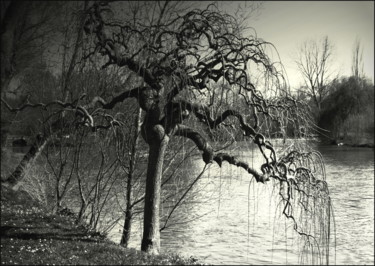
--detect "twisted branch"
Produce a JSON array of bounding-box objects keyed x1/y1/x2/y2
[{"x1": 173, "y1": 124, "x2": 267, "y2": 183}]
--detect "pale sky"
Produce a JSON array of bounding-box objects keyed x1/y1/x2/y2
[{"x1": 220, "y1": 1, "x2": 374, "y2": 89}]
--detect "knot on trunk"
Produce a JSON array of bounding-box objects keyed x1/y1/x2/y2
[
  {"x1": 142, "y1": 124, "x2": 168, "y2": 145},
  {"x1": 139, "y1": 87, "x2": 159, "y2": 112},
  {"x1": 202, "y1": 147, "x2": 213, "y2": 164}
]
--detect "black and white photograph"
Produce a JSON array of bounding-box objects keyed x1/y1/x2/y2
[{"x1": 1, "y1": 1, "x2": 374, "y2": 265}]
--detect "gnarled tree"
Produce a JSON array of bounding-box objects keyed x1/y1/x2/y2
[
  {"x1": 1, "y1": 1, "x2": 334, "y2": 262},
  {"x1": 80, "y1": 1, "x2": 333, "y2": 258}
]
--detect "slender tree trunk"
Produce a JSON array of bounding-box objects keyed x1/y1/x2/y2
[
  {"x1": 77, "y1": 198, "x2": 87, "y2": 222},
  {"x1": 76, "y1": 172, "x2": 87, "y2": 222},
  {"x1": 2, "y1": 134, "x2": 49, "y2": 188},
  {"x1": 141, "y1": 125, "x2": 169, "y2": 254},
  {"x1": 56, "y1": 194, "x2": 62, "y2": 213},
  {"x1": 2, "y1": 112, "x2": 75, "y2": 188},
  {"x1": 121, "y1": 207, "x2": 133, "y2": 247},
  {"x1": 120, "y1": 108, "x2": 142, "y2": 247}
]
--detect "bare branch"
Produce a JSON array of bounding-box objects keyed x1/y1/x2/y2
[
  {"x1": 173, "y1": 124, "x2": 267, "y2": 183},
  {"x1": 83, "y1": 86, "x2": 146, "y2": 109}
]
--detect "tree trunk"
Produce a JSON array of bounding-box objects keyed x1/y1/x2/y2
[
  {"x1": 56, "y1": 194, "x2": 62, "y2": 213},
  {"x1": 77, "y1": 199, "x2": 87, "y2": 223},
  {"x1": 2, "y1": 134, "x2": 49, "y2": 188},
  {"x1": 141, "y1": 125, "x2": 169, "y2": 254},
  {"x1": 120, "y1": 108, "x2": 142, "y2": 247},
  {"x1": 120, "y1": 153, "x2": 135, "y2": 247},
  {"x1": 120, "y1": 208, "x2": 133, "y2": 247},
  {"x1": 2, "y1": 115, "x2": 72, "y2": 188},
  {"x1": 76, "y1": 172, "x2": 87, "y2": 223}
]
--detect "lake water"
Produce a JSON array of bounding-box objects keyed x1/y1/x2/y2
[{"x1": 108, "y1": 141, "x2": 374, "y2": 265}]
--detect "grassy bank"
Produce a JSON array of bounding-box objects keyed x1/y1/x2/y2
[{"x1": 0, "y1": 186, "x2": 203, "y2": 265}]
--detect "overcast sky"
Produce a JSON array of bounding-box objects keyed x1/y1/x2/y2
[{"x1": 220, "y1": 1, "x2": 374, "y2": 89}]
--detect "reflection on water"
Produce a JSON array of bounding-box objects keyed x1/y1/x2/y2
[{"x1": 109, "y1": 141, "x2": 374, "y2": 265}]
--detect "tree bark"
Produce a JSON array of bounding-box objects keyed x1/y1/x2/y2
[{"x1": 141, "y1": 124, "x2": 169, "y2": 254}]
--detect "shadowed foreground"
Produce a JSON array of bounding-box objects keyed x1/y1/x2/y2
[{"x1": 0, "y1": 186, "x2": 203, "y2": 265}]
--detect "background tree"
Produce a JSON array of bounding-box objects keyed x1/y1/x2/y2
[
  {"x1": 1, "y1": 1, "x2": 89, "y2": 186},
  {"x1": 295, "y1": 36, "x2": 335, "y2": 112},
  {"x1": 319, "y1": 76, "x2": 374, "y2": 142},
  {"x1": 0, "y1": 1, "x2": 58, "y2": 153},
  {"x1": 351, "y1": 37, "x2": 364, "y2": 80}
]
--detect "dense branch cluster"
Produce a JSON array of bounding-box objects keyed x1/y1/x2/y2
[
  {"x1": 275, "y1": 149, "x2": 332, "y2": 264},
  {"x1": 3, "y1": 2, "x2": 316, "y2": 184},
  {"x1": 77, "y1": 2, "x2": 316, "y2": 183}
]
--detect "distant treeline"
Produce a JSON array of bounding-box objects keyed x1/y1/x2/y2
[{"x1": 318, "y1": 76, "x2": 374, "y2": 143}]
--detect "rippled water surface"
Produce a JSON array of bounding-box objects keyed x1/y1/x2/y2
[
  {"x1": 109, "y1": 142, "x2": 374, "y2": 265},
  {"x1": 316, "y1": 145, "x2": 374, "y2": 265}
]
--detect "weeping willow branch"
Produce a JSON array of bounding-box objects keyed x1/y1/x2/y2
[
  {"x1": 168, "y1": 101, "x2": 277, "y2": 166},
  {"x1": 173, "y1": 124, "x2": 269, "y2": 183},
  {"x1": 270, "y1": 149, "x2": 334, "y2": 264},
  {"x1": 83, "y1": 86, "x2": 147, "y2": 110}
]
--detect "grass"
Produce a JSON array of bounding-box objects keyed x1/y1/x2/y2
[{"x1": 0, "y1": 186, "x2": 204, "y2": 265}]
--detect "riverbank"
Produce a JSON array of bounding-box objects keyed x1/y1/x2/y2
[
  {"x1": 0, "y1": 186, "x2": 204, "y2": 265},
  {"x1": 327, "y1": 135, "x2": 374, "y2": 148}
]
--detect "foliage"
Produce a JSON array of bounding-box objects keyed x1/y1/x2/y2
[{"x1": 318, "y1": 76, "x2": 374, "y2": 140}]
